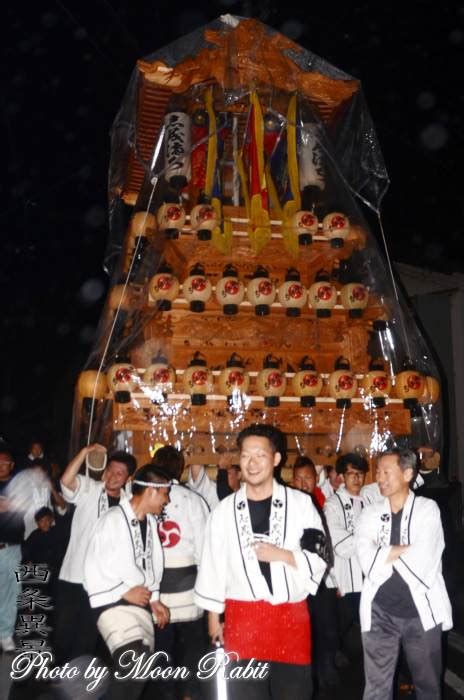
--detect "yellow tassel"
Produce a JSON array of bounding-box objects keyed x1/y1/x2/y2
[
  {"x1": 211, "y1": 197, "x2": 233, "y2": 254},
  {"x1": 249, "y1": 193, "x2": 271, "y2": 253},
  {"x1": 265, "y1": 163, "x2": 283, "y2": 219},
  {"x1": 287, "y1": 94, "x2": 301, "y2": 211},
  {"x1": 282, "y1": 200, "x2": 300, "y2": 256},
  {"x1": 205, "y1": 88, "x2": 217, "y2": 199}
]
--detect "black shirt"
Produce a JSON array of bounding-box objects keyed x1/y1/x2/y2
[
  {"x1": 248, "y1": 496, "x2": 273, "y2": 594},
  {"x1": 107, "y1": 495, "x2": 121, "y2": 508},
  {"x1": 374, "y1": 509, "x2": 418, "y2": 618}
]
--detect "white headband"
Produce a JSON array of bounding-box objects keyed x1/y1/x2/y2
[{"x1": 132, "y1": 480, "x2": 172, "y2": 488}]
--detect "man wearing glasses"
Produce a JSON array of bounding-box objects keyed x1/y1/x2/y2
[{"x1": 324, "y1": 453, "x2": 369, "y2": 661}]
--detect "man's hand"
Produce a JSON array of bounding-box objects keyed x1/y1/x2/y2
[
  {"x1": 208, "y1": 612, "x2": 224, "y2": 644},
  {"x1": 0, "y1": 497, "x2": 11, "y2": 513},
  {"x1": 61, "y1": 443, "x2": 107, "y2": 492},
  {"x1": 254, "y1": 542, "x2": 296, "y2": 568},
  {"x1": 122, "y1": 586, "x2": 151, "y2": 607},
  {"x1": 386, "y1": 544, "x2": 409, "y2": 563},
  {"x1": 151, "y1": 601, "x2": 170, "y2": 629}
]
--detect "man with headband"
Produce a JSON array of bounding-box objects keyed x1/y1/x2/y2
[{"x1": 84, "y1": 463, "x2": 171, "y2": 700}]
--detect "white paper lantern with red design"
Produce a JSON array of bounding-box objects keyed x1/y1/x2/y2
[
  {"x1": 142, "y1": 354, "x2": 176, "y2": 402},
  {"x1": 322, "y1": 212, "x2": 350, "y2": 248},
  {"x1": 291, "y1": 357, "x2": 323, "y2": 407},
  {"x1": 182, "y1": 352, "x2": 213, "y2": 405},
  {"x1": 308, "y1": 269, "x2": 337, "y2": 318},
  {"x1": 246, "y1": 266, "x2": 276, "y2": 316},
  {"x1": 292, "y1": 210, "x2": 319, "y2": 246},
  {"x1": 157, "y1": 201, "x2": 186, "y2": 239},
  {"x1": 215, "y1": 264, "x2": 245, "y2": 315},
  {"x1": 256, "y1": 355, "x2": 286, "y2": 407},
  {"x1": 182, "y1": 263, "x2": 212, "y2": 312},
  {"x1": 277, "y1": 268, "x2": 308, "y2": 317},
  {"x1": 394, "y1": 359, "x2": 426, "y2": 414},
  {"x1": 328, "y1": 356, "x2": 358, "y2": 408},
  {"x1": 340, "y1": 282, "x2": 369, "y2": 318},
  {"x1": 190, "y1": 203, "x2": 217, "y2": 241},
  {"x1": 218, "y1": 353, "x2": 250, "y2": 401},
  {"x1": 148, "y1": 264, "x2": 180, "y2": 310},
  {"x1": 360, "y1": 359, "x2": 392, "y2": 408},
  {"x1": 107, "y1": 358, "x2": 139, "y2": 403}
]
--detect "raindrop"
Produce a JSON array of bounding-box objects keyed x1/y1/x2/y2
[
  {"x1": 80, "y1": 326, "x2": 96, "y2": 344},
  {"x1": 84, "y1": 205, "x2": 106, "y2": 228},
  {"x1": 416, "y1": 91, "x2": 436, "y2": 110},
  {"x1": 420, "y1": 123, "x2": 448, "y2": 151},
  {"x1": 78, "y1": 278, "x2": 105, "y2": 304},
  {"x1": 449, "y1": 29, "x2": 464, "y2": 44},
  {"x1": 280, "y1": 20, "x2": 304, "y2": 41}
]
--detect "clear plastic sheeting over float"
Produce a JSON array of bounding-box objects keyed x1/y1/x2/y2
[{"x1": 71, "y1": 16, "x2": 442, "y2": 475}]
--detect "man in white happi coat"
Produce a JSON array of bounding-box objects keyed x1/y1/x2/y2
[
  {"x1": 84, "y1": 463, "x2": 171, "y2": 700},
  {"x1": 151, "y1": 446, "x2": 209, "y2": 700},
  {"x1": 54, "y1": 444, "x2": 136, "y2": 662},
  {"x1": 324, "y1": 453, "x2": 369, "y2": 662},
  {"x1": 355, "y1": 449, "x2": 452, "y2": 700},
  {"x1": 195, "y1": 424, "x2": 327, "y2": 700}
]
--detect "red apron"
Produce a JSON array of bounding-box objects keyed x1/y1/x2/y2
[{"x1": 224, "y1": 598, "x2": 311, "y2": 664}]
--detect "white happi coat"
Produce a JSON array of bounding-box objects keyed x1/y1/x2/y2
[
  {"x1": 187, "y1": 466, "x2": 219, "y2": 510},
  {"x1": 355, "y1": 491, "x2": 453, "y2": 632},
  {"x1": 360, "y1": 481, "x2": 382, "y2": 505},
  {"x1": 83, "y1": 499, "x2": 164, "y2": 608},
  {"x1": 159, "y1": 482, "x2": 209, "y2": 622},
  {"x1": 324, "y1": 485, "x2": 364, "y2": 595},
  {"x1": 194, "y1": 480, "x2": 327, "y2": 613},
  {"x1": 59, "y1": 474, "x2": 127, "y2": 584}
]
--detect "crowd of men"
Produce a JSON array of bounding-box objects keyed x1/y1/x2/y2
[{"x1": 0, "y1": 429, "x2": 456, "y2": 700}]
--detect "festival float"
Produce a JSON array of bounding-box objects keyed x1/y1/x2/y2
[{"x1": 71, "y1": 15, "x2": 442, "y2": 478}]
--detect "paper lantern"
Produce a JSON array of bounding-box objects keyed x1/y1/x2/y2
[
  {"x1": 328, "y1": 356, "x2": 358, "y2": 408},
  {"x1": 394, "y1": 359, "x2": 425, "y2": 413},
  {"x1": 322, "y1": 212, "x2": 350, "y2": 248},
  {"x1": 157, "y1": 202, "x2": 186, "y2": 239},
  {"x1": 182, "y1": 352, "x2": 213, "y2": 405},
  {"x1": 77, "y1": 370, "x2": 108, "y2": 401},
  {"x1": 215, "y1": 264, "x2": 245, "y2": 315},
  {"x1": 291, "y1": 357, "x2": 322, "y2": 407},
  {"x1": 277, "y1": 268, "x2": 307, "y2": 317},
  {"x1": 148, "y1": 264, "x2": 180, "y2": 310},
  {"x1": 107, "y1": 358, "x2": 139, "y2": 403},
  {"x1": 256, "y1": 355, "x2": 286, "y2": 407},
  {"x1": 143, "y1": 355, "x2": 176, "y2": 402},
  {"x1": 190, "y1": 203, "x2": 217, "y2": 241},
  {"x1": 360, "y1": 358, "x2": 392, "y2": 408},
  {"x1": 246, "y1": 266, "x2": 276, "y2": 316},
  {"x1": 292, "y1": 210, "x2": 319, "y2": 246},
  {"x1": 340, "y1": 282, "x2": 369, "y2": 318},
  {"x1": 218, "y1": 353, "x2": 250, "y2": 401},
  {"x1": 308, "y1": 269, "x2": 337, "y2": 318},
  {"x1": 183, "y1": 263, "x2": 212, "y2": 312}
]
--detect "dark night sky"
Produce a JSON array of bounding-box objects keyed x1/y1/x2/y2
[{"x1": 2, "y1": 1, "x2": 463, "y2": 459}]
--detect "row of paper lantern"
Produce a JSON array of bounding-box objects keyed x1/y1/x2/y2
[
  {"x1": 131, "y1": 207, "x2": 353, "y2": 248},
  {"x1": 78, "y1": 354, "x2": 440, "y2": 411},
  {"x1": 139, "y1": 263, "x2": 369, "y2": 317}
]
